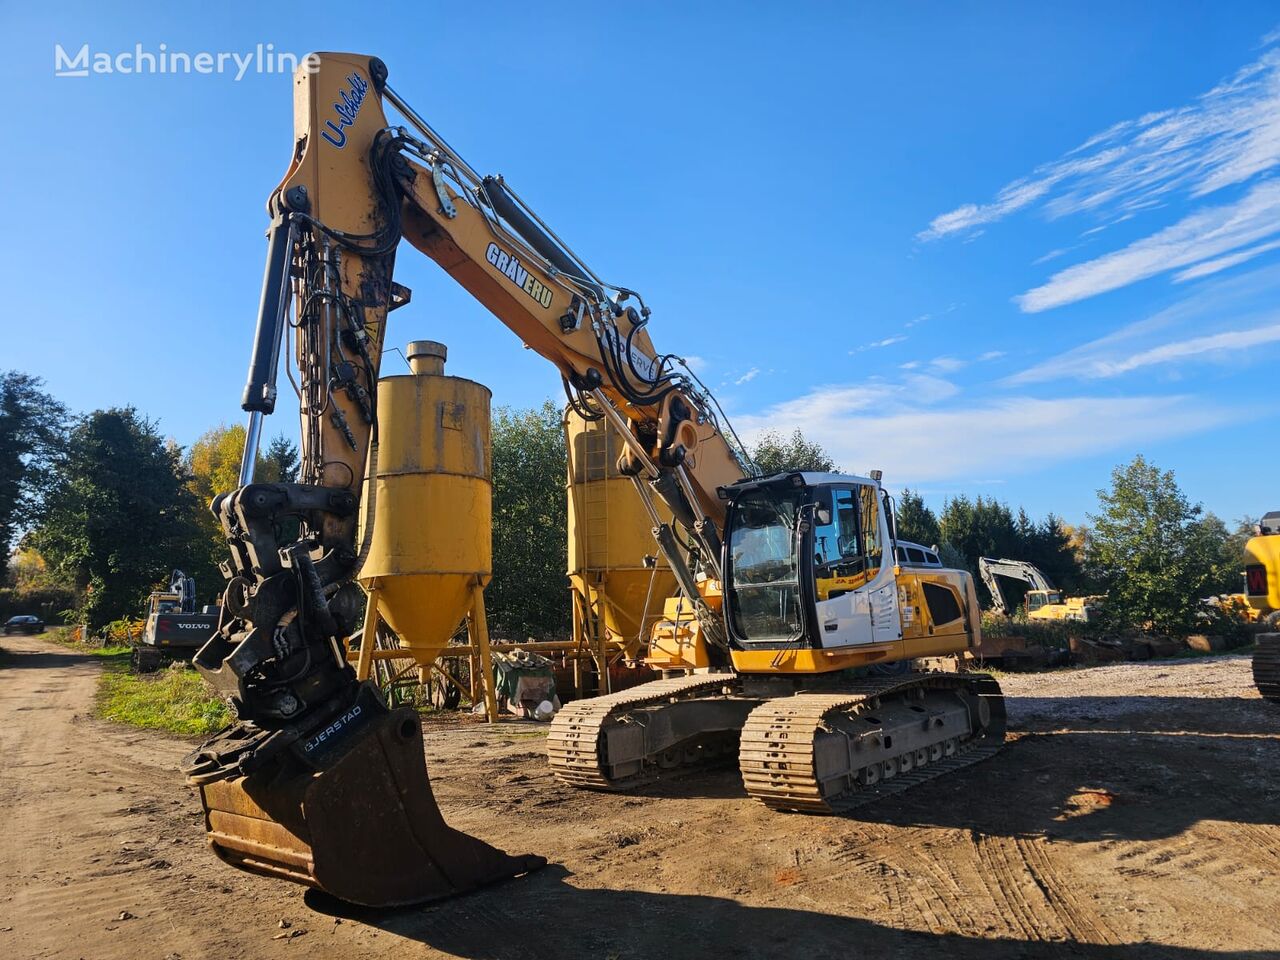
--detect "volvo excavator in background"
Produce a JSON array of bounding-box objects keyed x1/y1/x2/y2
[
  {"x1": 181, "y1": 52, "x2": 1005, "y2": 908},
  {"x1": 978, "y1": 556, "x2": 1101, "y2": 623},
  {"x1": 131, "y1": 570, "x2": 219, "y2": 673}
]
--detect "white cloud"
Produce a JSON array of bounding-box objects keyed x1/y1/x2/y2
[
  {"x1": 904, "y1": 304, "x2": 959, "y2": 328},
  {"x1": 1173, "y1": 238, "x2": 1280, "y2": 281},
  {"x1": 920, "y1": 31, "x2": 1280, "y2": 310},
  {"x1": 1063, "y1": 323, "x2": 1280, "y2": 378},
  {"x1": 1016, "y1": 179, "x2": 1280, "y2": 312},
  {"x1": 1008, "y1": 265, "x2": 1280, "y2": 383},
  {"x1": 852, "y1": 335, "x2": 908, "y2": 353},
  {"x1": 734, "y1": 367, "x2": 760, "y2": 385},
  {"x1": 681, "y1": 355, "x2": 708, "y2": 373},
  {"x1": 1033, "y1": 247, "x2": 1070, "y2": 265},
  {"x1": 928, "y1": 356, "x2": 967, "y2": 372},
  {"x1": 978, "y1": 350, "x2": 1006, "y2": 361},
  {"x1": 734, "y1": 385, "x2": 1234, "y2": 483},
  {"x1": 899, "y1": 360, "x2": 921, "y2": 370}
]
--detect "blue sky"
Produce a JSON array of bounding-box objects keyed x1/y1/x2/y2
[{"x1": 4, "y1": 3, "x2": 1279, "y2": 526}]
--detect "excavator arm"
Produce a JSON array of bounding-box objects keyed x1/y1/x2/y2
[
  {"x1": 977, "y1": 557, "x2": 1055, "y2": 614},
  {"x1": 182, "y1": 52, "x2": 751, "y2": 906}
]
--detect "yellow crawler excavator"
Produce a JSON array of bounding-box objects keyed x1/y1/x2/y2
[
  {"x1": 1245, "y1": 512, "x2": 1280, "y2": 702},
  {"x1": 183, "y1": 52, "x2": 1005, "y2": 907}
]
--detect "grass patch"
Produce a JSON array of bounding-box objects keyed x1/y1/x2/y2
[
  {"x1": 25, "y1": 628, "x2": 230, "y2": 736},
  {"x1": 98, "y1": 660, "x2": 231, "y2": 736}
]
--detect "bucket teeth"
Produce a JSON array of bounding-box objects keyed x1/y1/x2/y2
[{"x1": 187, "y1": 686, "x2": 544, "y2": 907}]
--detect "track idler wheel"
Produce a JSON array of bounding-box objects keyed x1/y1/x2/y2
[{"x1": 189, "y1": 690, "x2": 544, "y2": 907}]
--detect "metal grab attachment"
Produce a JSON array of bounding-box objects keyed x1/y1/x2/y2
[{"x1": 184, "y1": 683, "x2": 545, "y2": 907}]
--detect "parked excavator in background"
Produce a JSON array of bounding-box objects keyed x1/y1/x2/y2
[
  {"x1": 978, "y1": 557, "x2": 1101, "y2": 623},
  {"x1": 131, "y1": 570, "x2": 219, "y2": 673},
  {"x1": 181, "y1": 52, "x2": 1005, "y2": 908},
  {"x1": 1244, "y1": 511, "x2": 1280, "y2": 702}
]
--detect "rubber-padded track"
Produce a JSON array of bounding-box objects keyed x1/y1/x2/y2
[
  {"x1": 738, "y1": 673, "x2": 1006, "y2": 814},
  {"x1": 547, "y1": 674, "x2": 739, "y2": 789},
  {"x1": 1254, "y1": 634, "x2": 1280, "y2": 704}
]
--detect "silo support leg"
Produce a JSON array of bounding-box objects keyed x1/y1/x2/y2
[
  {"x1": 468, "y1": 579, "x2": 500, "y2": 723},
  {"x1": 356, "y1": 583, "x2": 381, "y2": 682}
]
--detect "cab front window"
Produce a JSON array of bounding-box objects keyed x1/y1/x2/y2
[{"x1": 727, "y1": 488, "x2": 803, "y2": 643}]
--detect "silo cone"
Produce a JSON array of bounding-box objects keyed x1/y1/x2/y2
[
  {"x1": 191, "y1": 341, "x2": 544, "y2": 907},
  {"x1": 359, "y1": 340, "x2": 492, "y2": 668}
]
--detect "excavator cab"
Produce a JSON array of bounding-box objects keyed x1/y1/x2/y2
[
  {"x1": 1026, "y1": 589, "x2": 1063, "y2": 612},
  {"x1": 722, "y1": 472, "x2": 901, "y2": 653}
]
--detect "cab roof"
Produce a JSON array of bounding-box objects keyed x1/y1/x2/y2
[{"x1": 718, "y1": 471, "x2": 879, "y2": 499}]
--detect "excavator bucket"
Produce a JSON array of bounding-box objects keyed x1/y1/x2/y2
[{"x1": 189, "y1": 698, "x2": 544, "y2": 907}]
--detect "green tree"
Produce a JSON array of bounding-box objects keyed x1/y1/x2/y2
[
  {"x1": 1026, "y1": 513, "x2": 1082, "y2": 593},
  {"x1": 187, "y1": 424, "x2": 246, "y2": 502},
  {"x1": 751, "y1": 429, "x2": 838, "y2": 475},
  {"x1": 938, "y1": 495, "x2": 1081, "y2": 607},
  {"x1": 183, "y1": 424, "x2": 250, "y2": 598},
  {"x1": 0, "y1": 372, "x2": 68, "y2": 552},
  {"x1": 1086, "y1": 455, "x2": 1226, "y2": 634},
  {"x1": 936, "y1": 541, "x2": 968, "y2": 572},
  {"x1": 260, "y1": 434, "x2": 300, "y2": 483},
  {"x1": 1202, "y1": 513, "x2": 1256, "y2": 597},
  {"x1": 31, "y1": 408, "x2": 202, "y2": 628},
  {"x1": 939, "y1": 495, "x2": 1019, "y2": 600},
  {"x1": 486, "y1": 401, "x2": 570, "y2": 640},
  {"x1": 894, "y1": 488, "x2": 940, "y2": 547}
]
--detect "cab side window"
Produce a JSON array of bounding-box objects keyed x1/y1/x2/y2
[
  {"x1": 813, "y1": 484, "x2": 883, "y2": 578},
  {"x1": 814, "y1": 487, "x2": 860, "y2": 567},
  {"x1": 859, "y1": 484, "x2": 883, "y2": 576}
]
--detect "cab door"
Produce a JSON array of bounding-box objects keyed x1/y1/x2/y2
[{"x1": 811, "y1": 484, "x2": 900, "y2": 648}]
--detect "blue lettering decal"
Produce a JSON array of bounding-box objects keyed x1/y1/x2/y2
[{"x1": 320, "y1": 72, "x2": 370, "y2": 149}]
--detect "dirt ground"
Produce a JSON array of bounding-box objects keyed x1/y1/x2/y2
[{"x1": 2, "y1": 633, "x2": 1278, "y2": 960}]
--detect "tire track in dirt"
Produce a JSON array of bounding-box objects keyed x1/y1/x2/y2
[
  {"x1": 1016, "y1": 838, "x2": 1119, "y2": 945},
  {"x1": 894, "y1": 834, "x2": 990, "y2": 935},
  {"x1": 819, "y1": 829, "x2": 991, "y2": 936},
  {"x1": 1236, "y1": 823, "x2": 1280, "y2": 872},
  {"x1": 970, "y1": 833, "x2": 1120, "y2": 945},
  {"x1": 824, "y1": 840, "x2": 912, "y2": 928}
]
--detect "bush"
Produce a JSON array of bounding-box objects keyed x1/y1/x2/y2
[
  {"x1": 101, "y1": 618, "x2": 145, "y2": 644},
  {"x1": 980, "y1": 610, "x2": 1081, "y2": 651},
  {"x1": 0, "y1": 585, "x2": 76, "y2": 624},
  {"x1": 1194, "y1": 601, "x2": 1252, "y2": 647}
]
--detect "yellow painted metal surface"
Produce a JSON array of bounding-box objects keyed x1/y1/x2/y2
[
  {"x1": 566, "y1": 411, "x2": 675, "y2": 655},
  {"x1": 896, "y1": 569, "x2": 979, "y2": 654},
  {"x1": 359, "y1": 359, "x2": 491, "y2": 668},
  {"x1": 1245, "y1": 532, "x2": 1280, "y2": 614},
  {"x1": 271, "y1": 54, "x2": 392, "y2": 532},
  {"x1": 1026, "y1": 596, "x2": 1098, "y2": 622},
  {"x1": 731, "y1": 643, "x2": 902, "y2": 673},
  {"x1": 646, "y1": 593, "x2": 716, "y2": 670}
]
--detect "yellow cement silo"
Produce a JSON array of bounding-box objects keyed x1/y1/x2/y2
[
  {"x1": 358, "y1": 341, "x2": 491, "y2": 669},
  {"x1": 565, "y1": 410, "x2": 676, "y2": 661}
]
